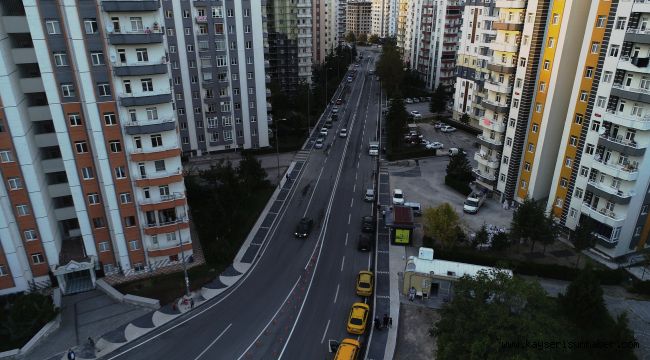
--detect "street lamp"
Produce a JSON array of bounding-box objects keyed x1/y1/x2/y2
[{"x1": 175, "y1": 196, "x2": 190, "y2": 297}]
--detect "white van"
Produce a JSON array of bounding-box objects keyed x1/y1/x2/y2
[
  {"x1": 369, "y1": 141, "x2": 379, "y2": 156},
  {"x1": 404, "y1": 202, "x2": 422, "y2": 216},
  {"x1": 463, "y1": 192, "x2": 486, "y2": 214}
]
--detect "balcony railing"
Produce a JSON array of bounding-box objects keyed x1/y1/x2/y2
[
  {"x1": 135, "y1": 169, "x2": 183, "y2": 181},
  {"x1": 474, "y1": 152, "x2": 500, "y2": 168},
  {"x1": 140, "y1": 192, "x2": 185, "y2": 206},
  {"x1": 472, "y1": 168, "x2": 497, "y2": 181},
  {"x1": 599, "y1": 134, "x2": 644, "y2": 149},
  {"x1": 581, "y1": 203, "x2": 625, "y2": 224},
  {"x1": 587, "y1": 179, "x2": 635, "y2": 199},
  {"x1": 144, "y1": 217, "x2": 189, "y2": 229},
  {"x1": 612, "y1": 82, "x2": 650, "y2": 95},
  {"x1": 602, "y1": 109, "x2": 650, "y2": 130}
]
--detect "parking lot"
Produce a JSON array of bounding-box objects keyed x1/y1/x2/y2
[{"x1": 385, "y1": 123, "x2": 513, "y2": 234}]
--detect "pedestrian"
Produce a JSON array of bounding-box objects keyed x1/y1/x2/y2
[
  {"x1": 67, "y1": 349, "x2": 76, "y2": 360},
  {"x1": 286, "y1": 173, "x2": 290, "y2": 182},
  {"x1": 383, "y1": 314, "x2": 389, "y2": 328},
  {"x1": 190, "y1": 298, "x2": 194, "y2": 309},
  {"x1": 374, "y1": 317, "x2": 382, "y2": 330},
  {"x1": 87, "y1": 336, "x2": 94, "y2": 347},
  {"x1": 389, "y1": 317, "x2": 393, "y2": 328}
]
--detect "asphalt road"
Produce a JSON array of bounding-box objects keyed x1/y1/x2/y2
[{"x1": 101, "y1": 50, "x2": 382, "y2": 360}]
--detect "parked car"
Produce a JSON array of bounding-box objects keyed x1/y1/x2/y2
[
  {"x1": 448, "y1": 147, "x2": 467, "y2": 156},
  {"x1": 346, "y1": 303, "x2": 370, "y2": 335},
  {"x1": 364, "y1": 188, "x2": 375, "y2": 202},
  {"x1": 361, "y1": 216, "x2": 375, "y2": 233},
  {"x1": 320, "y1": 128, "x2": 328, "y2": 136},
  {"x1": 339, "y1": 128, "x2": 348, "y2": 138},
  {"x1": 441, "y1": 125, "x2": 457, "y2": 133},
  {"x1": 410, "y1": 110, "x2": 422, "y2": 119},
  {"x1": 405, "y1": 98, "x2": 413, "y2": 104},
  {"x1": 392, "y1": 189, "x2": 405, "y2": 205},
  {"x1": 420, "y1": 97, "x2": 427, "y2": 102},
  {"x1": 425, "y1": 96, "x2": 432, "y2": 101},
  {"x1": 294, "y1": 218, "x2": 314, "y2": 238},
  {"x1": 332, "y1": 106, "x2": 339, "y2": 114},
  {"x1": 357, "y1": 234, "x2": 371, "y2": 252},
  {"x1": 356, "y1": 271, "x2": 374, "y2": 296},
  {"x1": 404, "y1": 202, "x2": 422, "y2": 216},
  {"x1": 463, "y1": 191, "x2": 486, "y2": 214},
  {"x1": 324, "y1": 119, "x2": 333, "y2": 128},
  {"x1": 347, "y1": 76, "x2": 353, "y2": 82},
  {"x1": 425, "y1": 141, "x2": 444, "y2": 150},
  {"x1": 412, "y1": 97, "x2": 420, "y2": 103},
  {"x1": 314, "y1": 138, "x2": 324, "y2": 149},
  {"x1": 331, "y1": 113, "x2": 338, "y2": 121},
  {"x1": 434, "y1": 122, "x2": 444, "y2": 129}
]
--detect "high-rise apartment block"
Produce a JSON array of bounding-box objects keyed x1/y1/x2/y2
[
  {"x1": 347, "y1": 1, "x2": 373, "y2": 39},
  {"x1": 371, "y1": 0, "x2": 391, "y2": 37}
]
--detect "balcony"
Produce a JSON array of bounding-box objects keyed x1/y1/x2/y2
[
  {"x1": 196, "y1": 15, "x2": 207, "y2": 23},
  {"x1": 487, "y1": 63, "x2": 516, "y2": 74},
  {"x1": 586, "y1": 180, "x2": 634, "y2": 205},
  {"x1": 143, "y1": 218, "x2": 190, "y2": 236},
  {"x1": 599, "y1": 109, "x2": 650, "y2": 130},
  {"x1": 495, "y1": 0, "x2": 527, "y2": 8},
  {"x1": 109, "y1": 31, "x2": 163, "y2": 45},
  {"x1": 590, "y1": 158, "x2": 639, "y2": 181},
  {"x1": 598, "y1": 134, "x2": 646, "y2": 156},
  {"x1": 124, "y1": 117, "x2": 176, "y2": 135},
  {"x1": 480, "y1": 98, "x2": 510, "y2": 113},
  {"x1": 474, "y1": 152, "x2": 500, "y2": 169},
  {"x1": 624, "y1": 28, "x2": 650, "y2": 45},
  {"x1": 632, "y1": 0, "x2": 650, "y2": 13},
  {"x1": 492, "y1": 22, "x2": 524, "y2": 31},
  {"x1": 11, "y1": 48, "x2": 36, "y2": 64},
  {"x1": 134, "y1": 169, "x2": 184, "y2": 187},
  {"x1": 580, "y1": 203, "x2": 625, "y2": 229},
  {"x1": 618, "y1": 56, "x2": 650, "y2": 74},
  {"x1": 102, "y1": 1, "x2": 160, "y2": 12},
  {"x1": 610, "y1": 83, "x2": 650, "y2": 103},
  {"x1": 489, "y1": 41, "x2": 518, "y2": 53},
  {"x1": 119, "y1": 89, "x2": 172, "y2": 107},
  {"x1": 484, "y1": 79, "x2": 512, "y2": 94},
  {"x1": 139, "y1": 193, "x2": 186, "y2": 212},
  {"x1": 477, "y1": 134, "x2": 503, "y2": 150},
  {"x1": 147, "y1": 241, "x2": 193, "y2": 258},
  {"x1": 472, "y1": 168, "x2": 497, "y2": 185},
  {"x1": 2, "y1": 16, "x2": 29, "y2": 33},
  {"x1": 479, "y1": 118, "x2": 507, "y2": 132},
  {"x1": 113, "y1": 60, "x2": 168, "y2": 77},
  {"x1": 130, "y1": 144, "x2": 182, "y2": 162}
]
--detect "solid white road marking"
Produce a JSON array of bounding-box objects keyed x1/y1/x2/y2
[
  {"x1": 320, "y1": 320, "x2": 331, "y2": 344},
  {"x1": 353, "y1": 184, "x2": 356, "y2": 193},
  {"x1": 193, "y1": 323, "x2": 233, "y2": 360},
  {"x1": 345, "y1": 233, "x2": 349, "y2": 246},
  {"x1": 348, "y1": 213, "x2": 351, "y2": 224},
  {"x1": 340, "y1": 256, "x2": 345, "y2": 272},
  {"x1": 334, "y1": 284, "x2": 340, "y2": 303},
  {"x1": 350, "y1": 198, "x2": 354, "y2": 208}
]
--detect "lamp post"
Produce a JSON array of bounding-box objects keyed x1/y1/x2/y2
[{"x1": 175, "y1": 196, "x2": 190, "y2": 297}]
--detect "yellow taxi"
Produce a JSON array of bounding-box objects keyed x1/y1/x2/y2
[
  {"x1": 356, "y1": 271, "x2": 374, "y2": 297},
  {"x1": 334, "y1": 338, "x2": 361, "y2": 360},
  {"x1": 346, "y1": 302, "x2": 370, "y2": 335}
]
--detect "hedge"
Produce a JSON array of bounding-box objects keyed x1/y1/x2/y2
[
  {"x1": 445, "y1": 175, "x2": 472, "y2": 195},
  {"x1": 432, "y1": 248, "x2": 627, "y2": 285}
]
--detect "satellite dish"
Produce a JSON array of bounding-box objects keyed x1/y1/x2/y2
[
  {"x1": 106, "y1": 24, "x2": 114, "y2": 33},
  {"x1": 598, "y1": 126, "x2": 607, "y2": 135}
]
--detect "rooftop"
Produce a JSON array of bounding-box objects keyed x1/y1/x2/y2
[{"x1": 405, "y1": 255, "x2": 512, "y2": 279}]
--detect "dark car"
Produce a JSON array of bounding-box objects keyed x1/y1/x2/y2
[
  {"x1": 361, "y1": 216, "x2": 375, "y2": 233},
  {"x1": 294, "y1": 218, "x2": 314, "y2": 238},
  {"x1": 331, "y1": 113, "x2": 338, "y2": 121},
  {"x1": 357, "y1": 234, "x2": 371, "y2": 251}
]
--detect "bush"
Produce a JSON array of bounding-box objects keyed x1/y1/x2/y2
[
  {"x1": 0, "y1": 293, "x2": 58, "y2": 351},
  {"x1": 432, "y1": 248, "x2": 626, "y2": 285},
  {"x1": 445, "y1": 175, "x2": 472, "y2": 195},
  {"x1": 630, "y1": 279, "x2": 650, "y2": 295}
]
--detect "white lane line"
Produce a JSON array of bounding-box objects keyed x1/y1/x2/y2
[
  {"x1": 357, "y1": 161, "x2": 360, "y2": 169},
  {"x1": 236, "y1": 277, "x2": 301, "y2": 360},
  {"x1": 350, "y1": 198, "x2": 354, "y2": 208},
  {"x1": 340, "y1": 256, "x2": 345, "y2": 272},
  {"x1": 355, "y1": 172, "x2": 358, "y2": 181},
  {"x1": 348, "y1": 213, "x2": 351, "y2": 224},
  {"x1": 193, "y1": 323, "x2": 233, "y2": 360},
  {"x1": 334, "y1": 284, "x2": 340, "y2": 303},
  {"x1": 320, "y1": 320, "x2": 331, "y2": 344},
  {"x1": 345, "y1": 233, "x2": 349, "y2": 246},
  {"x1": 353, "y1": 184, "x2": 356, "y2": 193},
  {"x1": 368, "y1": 251, "x2": 372, "y2": 270}
]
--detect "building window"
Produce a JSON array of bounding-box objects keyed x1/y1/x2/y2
[
  {"x1": 580, "y1": 166, "x2": 589, "y2": 177},
  {"x1": 552, "y1": 13, "x2": 559, "y2": 24},
  {"x1": 596, "y1": 15, "x2": 606, "y2": 28},
  {"x1": 61, "y1": 84, "x2": 75, "y2": 97},
  {"x1": 53, "y1": 52, "x2": 68, "y2": 67},
  {"x1": 83, "y1": 19, "x2": 98, "y2": 34},
  {"x1": 31, "y1": 253, "x2": 45, "y2": 264},
  {"x1": 91, "y1": 52, "x2": 104, "y2": 66},
  {"x1": 99, "y1": 242, "x2": 110, "y2": 252},
  {"x1": 154, "y1": 160, "x2": 166, "y2": 172},
  {"x1": 528, "y1": 143, "x2": 534, "y2": 152},
  {"x1": 104, "y1": 113, "x2": 117, "y2": 126},
  {"x1": 608, "y1": 45, "x2": 619, "y2": 57},
  {"x1": 560, "y1": 178, "x2": 568, "y2": 188},
  {"x1": 45, "y1": 19, "x2": 61, "y2": 34},
  {"x1": 575, "y1": 114, "x2": 583, "y2": 124},
  {"x1": 615, "y1": 17, "x2": 626, "y2": 30},
  {"x1": 565, "y1": 157, "x2": 572, "y2": 168},
  {"x1": 98, "y1": 83, "x2": 111, "y2": 96},
  {"x1": 93, "y1": 217, "x2": 106, "y2": 228},
  {"x1": 115, "y1": 166, "x2": 126, "y2": 179},
  {"x1": 520, "y1": 180, "x2": 527, "y2": 189},
  {"x1": 130, "y1": 16, "x2": 143, "y2": 31},
  {"x1": 88, "y1": 193, "x2": 101, "y2": 205},
  {"x1": 535, "y1": 103, "x2": 542, "y2": 112},
  {"x1": 603, "y1": 72, "x2": 612, "y2": 83},
  {"x1": 543, "y1": 60, "x2": 550, "y2": 70},
  {"x1": 75, "y1": 141, "x2": 88, "y2": 154},
  {"x1": 81, "y1": 167, "x2": 94, "y2": 180},
  {"x1": 151, "y1": 134, "x2": 163, "y2": 147},
  {"x1": 141, "y1": 78, "x2": 153, "y2": 92},
  {"x1": 569, "y1": 208, "x2": 577, "y2": 219},
  {"x1": 136, "y1": 48, "x2": 148, "y2": 62},
  {"x1": 187, "y1": 45, "x2": 194, "y2": 52},
  {"x1": 524, "y1": 162, "x2": 531, "y2": 171},
  {"x1": 596, "y1": 96, "x2": 606, "y2": 108},
  {"x1": 574, "y1": 188, "x2": 583, "y2": 198},
  {"x1": 569, "y1": 136, "x2": 577, "y2": 146},
  {"x1": 24, "y1": 229, "x2": 38, "y2": 241},
  {"x1": 109, "y1": 140, "x2": 122, "y2": 153},
  {"x1": 547, "y1": 37, "x2": 555, "y2": 48},
  {"x1": 16, "y1": 204, "x2": 30, "y2": 216},
  {"x1": 120, "y1": 192, "x2": 132, "y2": 204},
  {"x1": 579, "y1": 91, "x2": 588, "y2": 102},
  {"x1": 585, "y1": 143, "x2": 595, "y2": 155},
  {"x1": 591, "y1": 121, "x2": 600, "y2": 132},
  {"x1": 124, "y1": 216, "x2": 136, "y2": 227},
  {"x1": 555, "y1": 198, "x2": 563, "y2": 207},
  {"x1": 128, "y1": 240, "x2": 140, "y2": 251},
  {"x1": 0, "y1": 150, "x2": 12, "y2": 163},
  {"x1": 7, "y1": 177, "x2": 22, "y2": 190},
  {"x1": 585, "y1": 67, "x2": 593, "y2": 79},
  {"x1": 532, "y1": 123, "x2": 539, "y2": 133}
]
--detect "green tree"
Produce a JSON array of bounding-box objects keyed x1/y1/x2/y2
[
  {"x1": 433, "y1": 270, "x2": 570, "y2": 360},
  {"x1": 368, "y1": 34, "x2": 379, "y2": 44},
  {"x1": 459, "y1": 113, "x2": 470, "y2": 125},
  {"x1": 491, "y1": 231, "x2": 511, "y2": 251},
  {"x1": 473, "y1": 224, "x2": 489, "y2": 249},
  {"x1": 0, "y1": 293, "x2": 58, "y2": 348},
  {"x1": 345, "y1": 31, "x2": 356, "y2": 44},
  {"x1": 445, "y1": 152, "x2": 474, "y2": 195},
  {"x1": 237, "y1": 153, "x2": 270, "y2": 191},
  {"x1": 430, "y1": 85, "x2": 449, "y2": 114},
  {"x1": 538, "y1": 212, "x2": 559, "y2": 254},
  {"x1": 376, "y1": 39, "x2": 404, "y2": 98},
  {"x1": 357, "y1": 33, "x2": 368, "y2": 44},
  {"x1": 423, "y1": 203, "x2": 460, "y2": 249},
  {"x1": 572, "y1": 218, "x2": 597, "y2": 268},
  {"x1": 510, "y1": 197, "x2": 547, "y2": 252},
  {"x1": 386, "y1": 97, "x2": 408, "y2": 152}
]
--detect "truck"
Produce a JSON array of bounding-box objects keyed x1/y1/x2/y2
[
  {"x1": 368, "y1": 141, "x2": 379, "y2": 156},
  {"x1": 463, "y1": 191, "x2": 486, "y2": 214}
]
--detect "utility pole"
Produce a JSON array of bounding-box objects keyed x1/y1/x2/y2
[{"x1": 176, "y1": 197, "x2": 190, "y2": 297}]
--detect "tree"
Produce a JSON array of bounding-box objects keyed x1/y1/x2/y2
[
  {"x1": 572, "y1": 218, "x2": 597, "y2": 268},
  {"x1": 376, "y1": 40, "x2": 404, "y2": 98},
  {"x1": 345, "y1": 31, "x2": 356, "y2": 44},
  {"x1": 459, "y1": 113, "x2": 470, "y2": 125},
  {"x1": 473, "y1": 224, "x2": 489, "y2": 249},
  {"x1": 445, "y1": 152, "x2": 474, "y2": 195},
  {"x1": 433, "y1": 270, "x2": 570, "y2": 360},
  {"x1": 368, "y1": 34, "x2": 379, "y2": 44},
  {"x1": 510, "y1": 197, "x2": 547, "y2": 252},
  {"x1": 490, "y1": 231, "x2": 511, "y2": 251},
  {"x1": 538, "y1": 212, "x2": 559, "y2": 255},
  {"x1": 423, "y1": 203, "x2": 460, "y2": 249},
  {"x1": 429, "y1": 85, "x2": 449, "y2": 114},
  {"x1": 386, "y1": 97, "x2": 408, "y2": 152},
  {"x1": 357, "y1": 33, "x2": 368, "y2": 44},
  {"x1": 237, "y1": 153, "x2": 270, "y2": 191},
  {"x1": 0, "y1": 293, "x2": 58, "y2": 348}
]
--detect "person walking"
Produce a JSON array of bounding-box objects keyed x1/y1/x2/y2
[
  {"x1": 382, "y1": 314, "x2": 389, "y2": 328},
  {"x1": 190, "y1": 298, "x2": 194, "y2": 309},
  {"x1": 374, "y1": 316, "x2": 382, "y2": 330},
  {"x1": 67, "y1": 349, "x2": 76, "y2": 360}
]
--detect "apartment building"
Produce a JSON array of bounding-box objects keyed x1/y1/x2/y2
[
  {"x1": 347, "y1": 1, "x2": 373, "y2": 38},
  {"x1": 371, "y1": 0, "x2": 390, "y2": 37},
  {"x1": 0, "y1": 0, "x2": 195, "y2": 295},
  {"x1": 313, "y1": 0, "x2": 338, "y2": 63},
  {"x1": 267, "y1": 0, "x2": 312, "y2": 90},
  {"x1": 548, "y1": 0, "x2": 650, "y2": 259},
  {"x1": 396, "y1": 0, "x2": 412, "y2": 59},
  {"x1": 337, "y1": 0, "x2": 347, "y2": 44},
  {"x1": 408, "y1": 0, "x2": 462, "y2": 90}
]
